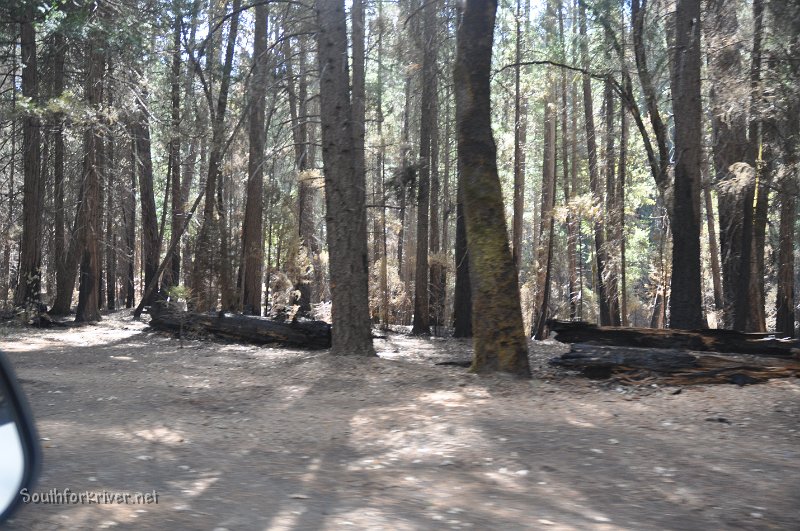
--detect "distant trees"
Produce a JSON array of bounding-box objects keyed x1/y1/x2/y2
[{"x1": 0, "y1": 0, "x2": 797, "y2": 346}]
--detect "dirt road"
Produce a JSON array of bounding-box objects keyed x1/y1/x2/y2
[{"x1": 2, "y1": 312, "x2": 799, "y2": 530}]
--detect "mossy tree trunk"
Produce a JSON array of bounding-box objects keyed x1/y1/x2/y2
[{"x1": 454, "y1": 0, "x2": 530, "y2": 377}]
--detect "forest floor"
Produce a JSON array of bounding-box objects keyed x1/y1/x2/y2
[{"x1": 1, "y1": 311, "x2": 799, "y2": 531}]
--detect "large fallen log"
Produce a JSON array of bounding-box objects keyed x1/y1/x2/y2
[
  {"x1": 550, "y1": 344, "x2": 800, "y2": 385},
  {"x1": 547, "y1": 320, "x2": 800, "y2": 359},
  {"x1": 149, "y1": 310, "x2": 331, "y2": 349}
]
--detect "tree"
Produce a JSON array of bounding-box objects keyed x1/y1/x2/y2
[
  {"x1": 579, "y1": 1, "x2": 614, "y2": 326},
  {"x1": 316, "y1": 0, "x2": 375, "y2": 356},
  {"x1": 132, "y1": 88, "x2": 159, "y2": 308},
  {"x1": 240, "y1": 4, "x2": 269, "y2": 315},
  {"x1": 75, "y1": 18, "x2": 105, "y2": 323},
  {"x1": 454, "y1": 0, "x2": 530, "y2": 376},
  {"x1": 707, "y1": 0, "x2": 749, "y2": 329},
  {"x1": 164, "y1": 9, "x2": 183, "y2": 291},
  {"x1": 668, "y1": 0, "x2": 704, "y2": 329},
  {"x1": 411, "y1": 0, "x2": 437, "y2": 336},
  {"x1": 192, "y1": 0, "x2": 241, "y2": 312},
  {"x1": 14, "y1": 5, "x2": 43, "y2": 308}
]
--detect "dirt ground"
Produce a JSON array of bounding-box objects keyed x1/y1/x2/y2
[{"x1": 1, "y1": 311, "x2": 799, "y2": 530}]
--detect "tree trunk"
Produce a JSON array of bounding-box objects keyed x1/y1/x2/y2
[
  {"x1": 707, "y1": 0, "x2": 749, "y2": 329},
  {"x1": 455, "y1": 0, "x2": 530, "y2": 376},
  {"x1": 579, "y1": 2, "x2": 613, "y2": 326},
  {"x1": 775, "y1": 173, "x2": 796, "y2": 337},
  {"x1": 412, "y1": 1, "x2": 436, "y2": 336},
  {"x1": 51, "y1": 31, "x2": 70, "y2": 314},
  {"x1": 668, "y1": 0, "x2": 705, "y2": 329},
  {"x1": 241, "y1": 4, "x2": 269, "y2": 316},
  {"x1": 703, "y1": 179, "x2": 723, "y2": 313},
  {"x1": 511, "y1": 0, "x2": 526, "y2": 271},
  {"x1": 746, "y1": 0, "x2": 767, "y2": 333},
  {"x1": 75, "y1": 34, "x2": 105, "y2": 323},
  {"x1": 105, "y1": 59, "x2": 116, "y2": 310},
  {"x1": 316, "y1": 0, "x2": 375, "y2": 356},
  {"x1": 164, "y1": 10, "x2": 183, "y2": 291},
  {"x1": 14, "y1": 8, "x2": 43, "y2": 308},
  {"x1": 132, "y1": 93, "x2": 160, "y2": 308},
  {"x1": 452, "y1": 177, "x2": 472, "y2": 338}
]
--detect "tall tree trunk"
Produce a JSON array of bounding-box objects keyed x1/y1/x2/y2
[
  {"x1": 75, "y1": 32, "x2": 105, "y2": 323},
  {"x1": 668, "y1": 0, "x2": 705, "y2": 329},
  {"x1": 132, "y1": 93, "x2": 160, "y2": 308},
  {"x1": 579, "y1": 2, "x2": 613, "y2": 325},
  {"x1": 702, "y1": 179, "x2": 723, "y2": 313},
  {"x1": 14, "y1": 7, "x2": 43, "y2": 308},
  {"x1": 511, "y1": 0, "x2": 526, "y2": 271},
  {"x1": 775, "y1": 171, "x2": 796, "y2": 337},
  {"x1": 316, "y1": 0, "x2": 375, "y2": 356},
  {"x1": 603, "y1": 71, "x2": 621, "y2": 325},
  {"x1": 105, "y1": 59, "x2": 116, "y2": 310},
  {"x1": 706, "y1": 0, "x2": 748, "y2": 329},
  {"x1": 412, "y1": 0, "x2": 436, "y2": 336},
  {"x1": 51, "y1": 31, "x2": 69, "y2": 313},
  {"x1": 164, "y1": 10, "x2": 183, "y2": 290},
  {"x1": 427, "y1": 8, "x2": 443, "y2": 330},
  {"x1": 455, "y1": 0, "x2": 530, "y2": 376},
  {"x1": 618, "y1": 94, "x2": 629, "y2": 326},
  {"x1": 746, "y1": 0, "x2": 767, "y2": 333},
  {"x1": 240, "y1": 4, "x2": 269, "y2": 316},
  {"x1": 533, "y1": 77, "x2": 556, "y2": 336}
]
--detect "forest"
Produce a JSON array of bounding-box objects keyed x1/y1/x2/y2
[{"x1": 0, "y1": 0, "x2": 799, "y2": 374}]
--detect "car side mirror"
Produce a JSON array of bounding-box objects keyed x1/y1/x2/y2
[{"x1": 0, "y1": 351, "x2": 41, "y2": 523}]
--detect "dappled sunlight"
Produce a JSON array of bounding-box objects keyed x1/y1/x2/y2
[
  {"x1": 134, "y1": 426, "x2": 187, "y2": 446},
  {"x1": 417, "y1": 389, "x2": 468, "y2": 407}
]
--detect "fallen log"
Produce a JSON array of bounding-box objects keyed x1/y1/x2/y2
[
  {"x1": 550, "y1": 344, "x2": 800, "y2": 385},
  {"x1": 547, "y1": 320, "x2": 800, "y2": 359},
  {"x1": 149, "y1": 309, "x2": 331, "y2": 349}
]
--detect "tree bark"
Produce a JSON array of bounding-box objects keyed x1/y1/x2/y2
[
  {"x1": 316, "y1": 0, "x2": 375, "y2": 356},
  {"x1": 706, "y1": 0, "x2": 749, "y2": 329},
  {"x1": 75, "y1": 32, "x2": 105, "y2": 323},
  {"x1": 241, "y1": 4, "x2": 269, "y2": 316},
  {"x1": 132, "y1": 93, "x2": 160, "y2": 308},
  {"x1": 668, "y1": 0, "x2": 705, "y2": 329},
  {"x1": 412, "y1": 0, "x2": 436, "y2": 335},
  {"x1": 455, "y1": 0, "x2": 530, "y2": 376},
  {"x1": 164, "y1": 10, "x2": 183, "y2": 291},
  {"x1": 452, "y1": 177, "x2": 472, "y2": 338},
  {"x1": 579, "y1": 2, "x2": 613, "y2": 326},
  {"x1": 746, "y1": 0, "x2": 767, "y2": 333},
  {"x1": 14, "y1": 7, "x2": 44, "y2": 308},
  {"x1": 511, "y1": 0, "x2": 526, "y2": 271}
]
